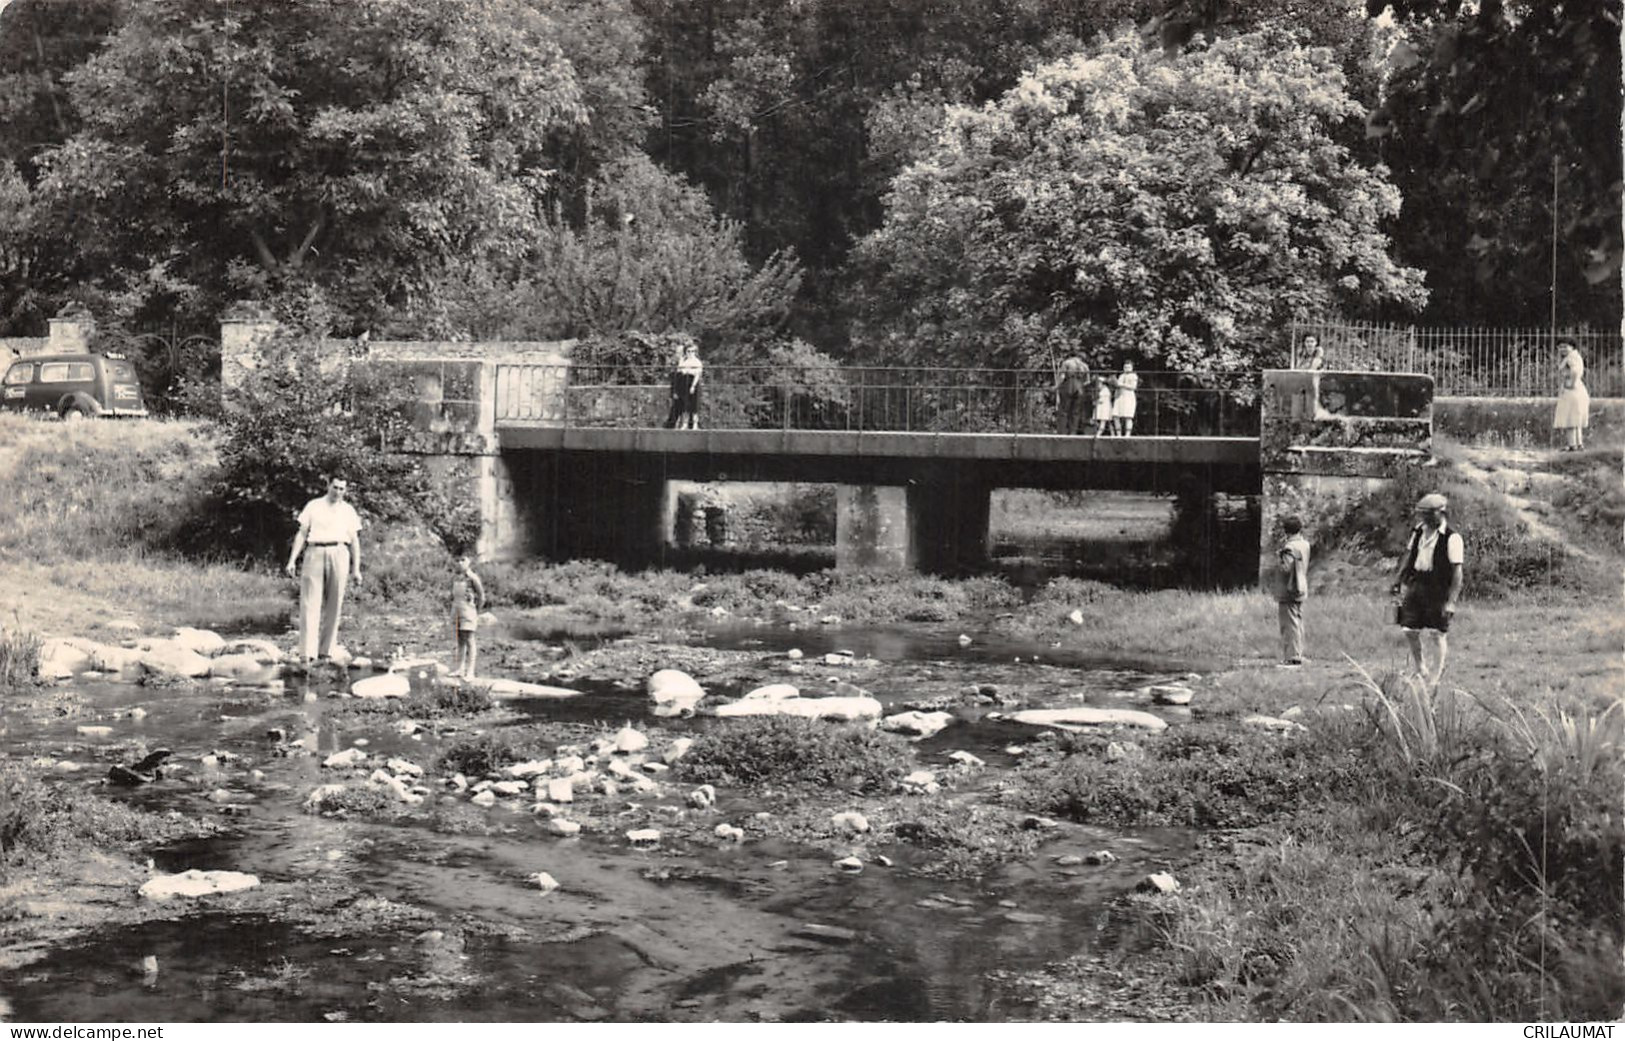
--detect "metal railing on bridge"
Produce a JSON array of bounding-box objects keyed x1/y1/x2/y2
[
  {"x1": 1293, "y1": 321, "x2": 1623, "y2": 398},
  {"x1": 493, "y1": 364, "x2": 1261, "y2": 438}
]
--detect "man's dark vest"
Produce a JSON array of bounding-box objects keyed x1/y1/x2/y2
[{"x1": 1401, "y1": 524, "x2": 1457, "y2": 597}]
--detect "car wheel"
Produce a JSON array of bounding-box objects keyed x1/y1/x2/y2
[{"x1": 61, "y1": 405, "x2": 89, "y2": 422}]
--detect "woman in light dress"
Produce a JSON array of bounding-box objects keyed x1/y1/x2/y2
[
  {"x1": 1553, "y1": 341, "x2": 1589, "y2": 451},
  {"x1": 1112, "y1": 360, "x2": 1138, "y2": 436}
]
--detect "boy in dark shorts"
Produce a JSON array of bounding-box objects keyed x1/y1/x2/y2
[
  {"x1": 1391, "y1": 494, "x2": 1464, "y2": 687},
  {"x1": 451, "y1": 555, "x2": 486, "y2": 680}
]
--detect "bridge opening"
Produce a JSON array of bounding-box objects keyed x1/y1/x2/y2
[
  {"x1": 986, "y1": 488, "x2": 1260, "y2": 590},
  {"x1": 661, "y1": 480, "x2": 836, "y2": 573}
]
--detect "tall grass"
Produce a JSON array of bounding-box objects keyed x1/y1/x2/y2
[
  {"x1": 0, "y1": 623, "x2": 41, "y2": 690},
  {"x1": 1138, "y1": 661, "x2": 1625, "y2": 1022}
]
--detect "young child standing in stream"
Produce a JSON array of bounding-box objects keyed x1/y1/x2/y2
[{"x1": 451, "y1": 555, "x2": 486, "y2": 680}]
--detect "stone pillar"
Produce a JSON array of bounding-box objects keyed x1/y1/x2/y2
[
  {"x1": 836, "y1": 485, "x2": 914, "y2": 570},
  {"x1": 1258, "y1": 370, "x2": 1433, "y2": 586},
  {"x1": 48, "y1": 312, "x2": 96, "y2": 353},
  {"x1": 219, "y1": 309, "x2": 280, "y2": 403}
]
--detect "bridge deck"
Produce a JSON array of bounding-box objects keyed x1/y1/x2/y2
[{"x1": 495, "y1": 425, "x2": 1261, "y2": 493}]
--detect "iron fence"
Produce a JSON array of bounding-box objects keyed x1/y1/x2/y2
[
  {"x1": 493, "y1": 364, "x2": 1261, "y2": 437},
  {"x1": 1293, "y1": 321, "x2": 1623, "y2": 398}
]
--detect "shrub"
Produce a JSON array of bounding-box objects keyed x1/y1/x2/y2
[
  {"x1": 437, "y1": 731, "x2": 552, "y2": 779},
  {"x1": 0, "y1": 767, "x2": 200, "y2": 874},
  {"x1": 0, "y1": 625, "x2": 41, "y2": 691},
  {"x1": 678, "y1": 717, "x2": 912, "y2": 792},
  {"x1": 1323, "y1": 457, "x2": 1589, "y2": 597},
  {"x1": 179, "y1": 327, "x2": 467, "y2": 562}
]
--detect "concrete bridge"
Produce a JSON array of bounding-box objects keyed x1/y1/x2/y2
[
  {"x1": 494, "y1": 423, "x2": 1261, "y2": 570},
  {"x1": 213, "y1": 318, "x2": 1434, "y2": 575}
]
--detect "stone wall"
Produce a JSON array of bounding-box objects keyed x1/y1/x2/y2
[
  {"x1": 1259, "y1": 370, "x2": 1434, "y2": 585},
  {"x1": 1435, "y1": 395, "x2": 1625, "y2": 446}
]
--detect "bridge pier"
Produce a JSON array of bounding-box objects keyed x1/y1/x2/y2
[
  {"x1": 835, "y1": 486, "x2": 913, "y2": 569},
  {"x1": 832, "y1": 479, "x2": 992, "y2": 573},
  {"x1": 1258, "y1": 370, "x2": 1433, "y2": 584}
]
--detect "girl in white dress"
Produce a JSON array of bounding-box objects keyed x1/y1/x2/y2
[
  {"x1": 1092, "y1": 376, "x2": 1113, "y2": 436},
  {"x1": 1553, "y1": 342, "x2": 1589, "y2": 451},
  {"x1": 1112, "y1": 361, "x2": 1139, "y2": 436}
]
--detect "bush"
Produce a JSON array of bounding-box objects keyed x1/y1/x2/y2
[
  {"x1": 0, "y1": 767, "x2": 200, "y2": 874},
  {"x1": 678, "y1": 717, "x2": 912, "y2": 792},
  {"x1": 437, "y1": 731, "x2": 553, "y2": 779},
  {"x1": 179, "y1": 327, "x2": 467, "y2": 562},
  {"x1": 1323, "y1": 458, "x2": 1588, "y2": 597},
  {"x1": 0, "y1": 626, "x2": 41, "y2": 691}
]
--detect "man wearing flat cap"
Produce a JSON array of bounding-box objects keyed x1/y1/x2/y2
[{"x1": 1391, "y1": 493, "x2": 1464, "y2": 685}]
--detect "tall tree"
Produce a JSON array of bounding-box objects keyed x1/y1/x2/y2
[
  {"x1": 852, "y1": 29, "x2": 1427, "y2": 370},
  {"x1": 25, "y1": 0, "x2": 619, "y2": 334},
  {"x1": 636, "y1": 0, "x2": 1396, "y2": 348},
  {"x1": 1368, "y1": 0, "x2": 1623, "y2": 328}
]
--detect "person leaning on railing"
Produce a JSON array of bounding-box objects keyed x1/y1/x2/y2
[
  {"x1": 1055, "y1": 355, "x2": 1090, "y2": 434},
  {"x1": 665, "y1": 343, "x2": 703, "y2": 430},
  {"x1": 1112, "y1": 360, "x2": 1138, "y2": 436}
]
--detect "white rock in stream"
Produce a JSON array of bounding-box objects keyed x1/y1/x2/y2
[
  {"x1": 546, "y1": 778, "x2": 574, "y2": 803},
  {"x1": 529, "y1": 871, "x2": 560, "y2": 893},
  {"x1": 388, "y1": 758, "x2": 425, "y2": 777},
  {"x1": 1139, "y1": 872, "x2": 1181, "y2": 894},
  {"x1": 715, "y1": 824, "x2": 745, "y2": 842},
  {"x1": 880, "y1": 710, "x2": 955, "y2": 739},
  {"x1": 626, "y1": 829, "x2": 661, "y2": 848},
  {"x1": 647, "y1": 669, "x2": 706, "y2": 713},
  {"x1": 830, "y1": 811, "x2": 870, "y2": 834},
  {"x1": 715, "y1": 688, "x2": 882, "y2": 721},
  {"x1": 140, "y1": 870, "x2": 260, "y2": 902},
  {"x1": 663, "y1": 737, "x2": 693, "y2": 764},
  {"x1": 479, "y1": 678, "x2": 581, "y2": 698},
  {"x1": 322, "y1": 748, "x2": 367, "y2": 769},
  {"x1": 833, "y1": 856, "x2": 864, "y2": 874},
  {"x1": 1149, "y1": 685, "x2": 1194, "y2": 705},
  {"x1": 471, "y1": 790, "x2": 498, "y2": 807},
  {"x1": 1242, "y1": 715, "x2": 1307, "y2": 733},
  {"x1": 210, "y1": 654, "x2": 273, "y2": 681},
  {"x1": 613, "y1": 726, "x2": 649, "y2": 753},
  {"x1": 688, "y1": 784, "x2": 717, "y2": 809},
  {"x1": 504, "y1": 760, "x2": 551, "y2": 779},
  {"x1": 137, "y1": 641, "x2": 213, "y2": 679},
  {"x1": 547, "y1": 818, "x2": 582, "y2": 836},
  {"x1": 947, "y1": 751, "x2": 985, "y2": 768},
  {"x1": 75, "y1": 725, "x2": 113, "y2": 738},
  {"x1": 170, "y1": 627, "x2": 226, "y2": 656},
  {"x1": 902, "y1": 771, "x2": 939, "y2": 795},
  {"x1": 352, "y1": 673, "x2": 410, "y2": 699},
  {"x1": 742, "y1": 683, "x2": 800, "y2": 701},
  {"x1": 1007, "y1": 707, "x2": 1168, "y2": 732}
]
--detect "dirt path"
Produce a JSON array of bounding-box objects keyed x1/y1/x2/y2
[{"x1": 1452, "y1": 448, "x2": 1606, "y2": 567}]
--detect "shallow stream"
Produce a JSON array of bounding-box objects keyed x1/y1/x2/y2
[{"x1": 1, "y1": 622, "x2": 1198, "y2": 1022}]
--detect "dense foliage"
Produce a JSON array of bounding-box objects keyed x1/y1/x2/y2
[
  {"x1": 853, "y1": 30, "x2": 1427, "y2": 370},
  {"x1": 0, "y1": 0, "x2": 1614, "y2": 353}
]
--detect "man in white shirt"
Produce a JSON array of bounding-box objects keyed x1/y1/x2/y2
[
  {"x1": 1391, "y1": 493, "x2": 1464, "y2": 686},
  {"x1": 286, "y1": 477, "x2": 364, "y2": 665}
]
